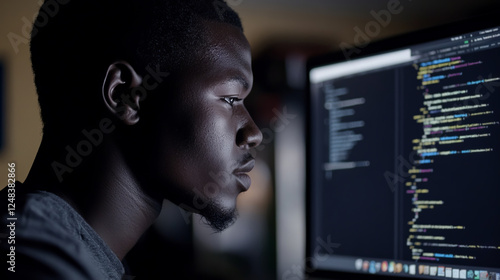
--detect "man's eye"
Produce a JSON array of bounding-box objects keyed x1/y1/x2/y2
[{"x1": 222, "y1": 97, "x2": 239, "y2": 106}]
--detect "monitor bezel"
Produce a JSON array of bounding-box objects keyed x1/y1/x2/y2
[{"x1": 305, "y1": 12, "x2": 500, "y2": 280}]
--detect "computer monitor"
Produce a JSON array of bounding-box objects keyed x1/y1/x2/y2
[{"x1": 306, "y1": 13, "x2": 500, "y2": 280}]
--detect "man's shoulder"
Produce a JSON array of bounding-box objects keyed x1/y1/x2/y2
[
  {"x1": 0, "y1": 183, "x2": 82, "y2": 239},
  {"x1": 0, "y1": 183, "x2": 124, "y2": 279}
]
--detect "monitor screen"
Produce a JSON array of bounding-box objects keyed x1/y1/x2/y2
[{"x1": 306, "y1": 14, "x2": 500, "y2": 280}]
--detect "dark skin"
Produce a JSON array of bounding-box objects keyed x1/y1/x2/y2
[{"x1": 24, "y1": 21, "x2": 262, "y2": 260}]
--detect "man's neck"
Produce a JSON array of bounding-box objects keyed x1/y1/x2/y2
[{"x1": 24, "y1": 136, "x2": 163, "y2": 260}]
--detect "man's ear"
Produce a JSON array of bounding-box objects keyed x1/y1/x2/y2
[{"x1": 102, "y1": 61, "x2": 143, "y2": 125}]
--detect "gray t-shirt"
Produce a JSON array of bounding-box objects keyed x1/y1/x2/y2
[{"x1": 1, "y1": 189, "x2": 125, "y2": 279}]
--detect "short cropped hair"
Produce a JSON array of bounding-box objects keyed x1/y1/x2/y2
[{"x1": 30, "y1": 0, "x2": 242, "y2": 134}]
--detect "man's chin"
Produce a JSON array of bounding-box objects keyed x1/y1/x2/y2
[{"x1": 200, "y1": 201, "x2": 238, "y2": 233}]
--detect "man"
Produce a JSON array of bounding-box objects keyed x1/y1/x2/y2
[{"x1": 0, "y1": 0, "x2": 262, "y2": 279}]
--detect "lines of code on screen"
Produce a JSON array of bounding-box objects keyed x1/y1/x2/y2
[
  {"x1": 310, "y1": 45, "x2": 500, "y2": 270},
  {"x1": 402, "y1": 49, "x2": 500, "y2": 267}
]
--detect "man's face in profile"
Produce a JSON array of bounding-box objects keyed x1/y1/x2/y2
[{"x1": 137, "y1": 21, "x2": 262, "y2": 231}]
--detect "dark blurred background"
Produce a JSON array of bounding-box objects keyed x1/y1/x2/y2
[{"x1": 1, "y1": 0, "x2": 500, "y2": 279}]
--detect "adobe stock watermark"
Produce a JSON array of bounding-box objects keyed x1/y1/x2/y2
[
  {"x1": 255, "y1": 106, "x2": 298, "y2": 154},
  {"x1": 7, "y1": 0, "x2": 70, "y2": 54},
  {"x1": 282, "y1": 235, "x2": 341, "y2": 280},
  {"x1": 384, "y1": 73, "x2": 500, "y2": 192},
  {"x1": 467, "y1": 73, "x2": 500, "y2": 112},
  {"x1": 384, "y1": 152, "x2": 417, "y2": 193},
  {"x1": 340, "y1": 0, "x2": 411, "y2": 60},
  {"x1": 51, "y1": 64, "x2": 169, "y2": 182}
]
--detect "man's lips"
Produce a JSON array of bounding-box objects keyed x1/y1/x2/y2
[
  {"x1": 234, "y1": 158, "x2": 255, "y2": 174},
  {"x1": 234, "y1": 159, "x2": 255, "y2": 191}
]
